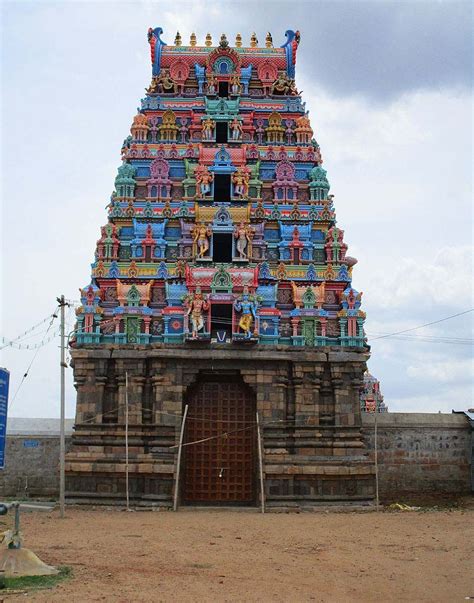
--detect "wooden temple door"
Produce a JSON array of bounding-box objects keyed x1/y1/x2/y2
[{"x1": 182, "y1": 376, "x2": 256, "y2": 505}]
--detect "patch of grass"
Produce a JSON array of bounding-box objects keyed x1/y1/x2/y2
[{"x1": 1, "y1": 565, "x2": 71, "y2": 592}]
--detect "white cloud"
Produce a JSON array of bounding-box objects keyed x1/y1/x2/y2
[
  {"x1": 1, "y1": 3, "x2": 472, "y2": 417},
  {"x1": 363, "y1": 244, "x2": 473, "y2": 310},
  {"x1": 407, "y1": 358, "x2": 473, "y2": 383}
]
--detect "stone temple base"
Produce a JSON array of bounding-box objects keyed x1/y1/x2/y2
[{"x1": 66, "y1": 345, "x2": 375, "y2": 507}]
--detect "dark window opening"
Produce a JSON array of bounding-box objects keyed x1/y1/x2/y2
[
  {"x1": 211, "y1": 304, "x2": 233, "y2": 340},
  {"x1": 218, "y1": 81, "x2": 229, "y2": 98},
  {"x1": 216, "y1": 122, "x2": 228, "y2": 143},
  {"x1": 213, "y1": 174, "x2": 231, "y2": 202},
  {"x1": 213, "y1": 233, "x2": 233, "y2": 262}
]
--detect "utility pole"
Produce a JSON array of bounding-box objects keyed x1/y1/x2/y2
[
  {"x1": 57, "y1": 295, "x2": 69, "y2": 519},
  {"x1": 173, "y1": 404, "x2": 188, "y2": 512},
  {"x1": 125, "y1": 371, "x2": 130, "y2": 511},
  {"x1": 374, "y1": 408, "x2": 379, "y2": 512}
]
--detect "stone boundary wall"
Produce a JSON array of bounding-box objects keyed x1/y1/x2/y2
[
  {"x1": 1, "y1": 414, "x2": 471, "y2": 500},
  {"x1": 362, "y1": 413, "x2": 472, "y2": 499},
  {"x1": 0, "y1": 435, "x2": 72, "y2": 498}
]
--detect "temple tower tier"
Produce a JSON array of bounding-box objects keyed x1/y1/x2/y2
[{"x1": 66, "y1": 27, "x2": 375, "y2": 507}]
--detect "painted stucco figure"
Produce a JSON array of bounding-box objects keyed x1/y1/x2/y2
[
  {"x1": 195, "y1": 165, "x2": 214, "y2": 197},
  {"x1": 234, "y1": 222, "x2": 254, "y2": 260},
  {"x1": 232, "y1": 169, "x2": 249, "y2": 198},
  {"x1": 229, "y1": 118, "x2": 243, "y2": 141},
  {"x1": 202, "y1": 118, "x2": 215, "y2": 141},
  {"x1": 184, "y1": 288, "x2": 209, "y2": 338},
  {"x1": 234, "y1": 288, "x2": 258, "y2": 338},
  {"x1": 191, "y1": 222, "x2": 212, "y2": 259}
]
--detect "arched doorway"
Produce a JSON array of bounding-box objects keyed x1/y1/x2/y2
[{"x1": 182, "y1": 372, "x2": 257, "y2": 505}]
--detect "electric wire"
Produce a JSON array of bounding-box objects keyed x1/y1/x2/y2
[
  {"x1": 74, "y1": 401, "x2": 340, "y2": 429},
  {"x1": 367, "y1": 331, "x2": 473, "y2": 342},
  {"x1": 169, "y1": 424, "x2": 256, "y2": 449},
  {"x1": 138, "y1": 313, "x2": 473, "y2": 345},
  {"x1": 4, "y1": 331, "x2": 61, "y2": 350},
  {"x1": 0, "y1": 311, "x2": 59, "y2": 349},
  {"x1": 368, "y1": 308, "x2": 473, "y2": 340},
  {"x1": 8, "y1": 308, "x2": 59, "y2": 410}
]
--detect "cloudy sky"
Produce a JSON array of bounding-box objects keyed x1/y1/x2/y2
[{"x1": 1, "y1": 0, "x2": 472, "y2": 418}]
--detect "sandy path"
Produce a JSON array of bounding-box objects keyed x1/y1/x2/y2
[{"x1": 9, "y1": 507, "x2": 474, "y2": 602}]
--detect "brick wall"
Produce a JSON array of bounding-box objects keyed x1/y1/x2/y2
[{"x1": 362, "y1": 413, "x2": 472, "y2": 499}]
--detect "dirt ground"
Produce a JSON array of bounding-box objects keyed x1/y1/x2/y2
[{"x1": 7, "y1": 505, "x2": 474, "y2": 602}]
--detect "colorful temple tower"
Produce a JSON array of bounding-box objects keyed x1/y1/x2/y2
[
  {"x1": 360, "y1": 372, "x2": 388, "y2": 413},
  {"x1": 66, "y1": 29, "x2": 375, "y2": 507}
]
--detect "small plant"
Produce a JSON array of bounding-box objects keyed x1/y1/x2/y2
[{"x1": 1, "y1": 566, "x2": 71, "y2": 592}]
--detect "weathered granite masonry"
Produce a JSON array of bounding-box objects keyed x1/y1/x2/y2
[
  {"x1": 0, "y1": 435, "x2": 72, "y2": 498},
  {"x1": 362, "y1": 413, "x2": 472, "y2": 499},
  {"x1": 66, "y1": 345, "x2": 374, "y2": 507},
  {"x1": 5, "y1": 411, "x2": 471, "y2": 502}
]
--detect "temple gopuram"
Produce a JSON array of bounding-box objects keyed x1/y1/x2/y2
[
  {"x1": 66, "y1": 28, "x2": 375, "y2": 507},
  {"x1": 360, "y1": 372, "x2": 388, "y2": 413}
]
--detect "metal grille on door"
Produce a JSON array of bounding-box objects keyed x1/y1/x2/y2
[{"x1": 183, "y1": 379, "x2": 256, "y2": 504}]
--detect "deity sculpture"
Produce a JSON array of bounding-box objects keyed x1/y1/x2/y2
[
  {"x1": 146, "y1": 76, "x2": 160, "y2": 94},
  {"x1": 271, "y1": 72, "x2": 298, "y2": 96},
  {"x1": 184, "y1": 288, "x2": 209, "y2": 338},
  {"x1": 206, "y1": 74, "x2": 217, "y2": 95},
  {"x1": 234, "y1": 288, "x2": 258, "y2": 338},
  {"x1": 232, "y1": 168, "x2": 250, "y2": 198},
  {"x1": 201, "y1": 118, "x2": 215, "y2": 141},
  {"x1": 195, "y1": 165, "x2": 214, "y2": 197},
  {"x1": 156, "y1": 70, "x2": 177, "y2": 94},
  {"x1": 234, "y1": 222, "x2": 255, "y2": 260},
  {"x1": 229, "y1": 118, "x2": 243, "y2": 141},
  {"x1": 230, "y1": 73, "x2": 241, "y2": 95},
  {"x1": 191, "y1": 222, "x2": 212, "y2": 259}
]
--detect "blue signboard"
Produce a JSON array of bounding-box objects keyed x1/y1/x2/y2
[
  {"x1": 0, "y1": 368, "x2": 10, "y2": 469},
  {"x1": 23, "y1": 440, "x2": 40, "y2": 448}
]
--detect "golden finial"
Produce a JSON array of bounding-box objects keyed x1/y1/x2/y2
[
  {"x1": 250, "y1": 33, "x2": 258, "y2": 48},
  {"x1": 235, "y1": 33, "x2": 242, "y2": 48},
  {"x1": 190, "y1": 32, "x2": 197, "y2": 47},
  {"x1": 205, "y1": 33, "x2": 212, "y2": 47},
  {"x1": 265, "y1": 32, "x2": 273, "y2": 48},
  {"x1": 174, "y1": 31, "x2": 182, "y2": 46}
]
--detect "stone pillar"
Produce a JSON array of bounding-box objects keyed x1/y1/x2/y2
[
  {"x1": 151, "y1": 374, "x2": 165, "y2": 422},
  {"x1": 308, "y1": 370, "x2": 323, "y2": 426},
  {"x1": 117, "y1": 375, "x2": 127, "y2": 424},
  {"x1": 143, "y1": 316, "x2": 151, "y2": 334},
  {"x1": 240, "y1": 368, "x2": 261, "y2": 416},
  {"x1": 330, "y1": 371, "x2": 346, "y2": 427},
  {"x1": 73, "y1": 375, "x2": 87, "y2": 424},
  {"x1": 74, "y1": 366, "x2": 107, "y2": 425},
  {"x1": 127, "y1": 376, "x2": 145, "y2": 425},
  {"x1": 349, "y1": 369, "x2": 365, "y2": 428},
  {"x1": 293, "y1": 368, "x2": 305, "y2": 426},
  {"x1": 161, "y1": 362, "x2": 183, "y2": 426},
  {"x1": 95, "y1": 376, "x2": 107, "y2": 423},
  {"x1": 274, "y1": 369, "x2": 291, "y2": 423},
  {"x1": 330, "y1": 363, "x2": 360, "y2": 428}
]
